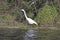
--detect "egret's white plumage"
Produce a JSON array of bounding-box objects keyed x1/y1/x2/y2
[{"x1": 21, "y1": 9, "x2": 38, "y2": 25}]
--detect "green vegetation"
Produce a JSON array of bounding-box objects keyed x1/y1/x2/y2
[
  {"x1": 0, "y1": 0, "x2": 60, "y2": 40},
  {"x1": 35, "y1": 2, "x2": 58, "y2": 25},
  {"x1": 0, "y1": 0, "x2": 60, "y2": 28}
]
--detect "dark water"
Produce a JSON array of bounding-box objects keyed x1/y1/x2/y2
[
  {"x1": 24, "y1": 29, "x2": 37, "y2": 40},
  {"x1": 0, "y1": 28, "x2": 60, "y2": 40}
]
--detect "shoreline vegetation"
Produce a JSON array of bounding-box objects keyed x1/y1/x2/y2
[{"x1": 0, "y1": 0, "x2": 60, "y2": 29}]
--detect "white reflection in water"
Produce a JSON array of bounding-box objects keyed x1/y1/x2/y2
[{"x1": 24, "y1": 29, "x2": 37, "y2": 40}]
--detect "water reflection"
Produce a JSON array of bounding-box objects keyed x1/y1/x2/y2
[
  {"x1": 0, "y1": 28, "x2": 60, "y2": 40},
  {"x1": 24, "y1": 29, "x2": 37, "y2": 40}
]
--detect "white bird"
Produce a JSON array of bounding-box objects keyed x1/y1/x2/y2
[{"x1": 21, "y1": 9, "x2": 38, "y2": 25}]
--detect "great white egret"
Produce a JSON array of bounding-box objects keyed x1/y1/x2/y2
[{"x1": 21, "y1": 9, "x2": 38, "y2": 25}]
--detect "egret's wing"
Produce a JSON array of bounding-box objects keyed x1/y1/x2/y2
[{"x1": 27, "y1": 18, "x2": 38, "y2": 25}]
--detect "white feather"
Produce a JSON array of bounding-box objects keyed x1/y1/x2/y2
[{"x1": 21, "y1": 9, "x2": 38, "y2": 25}]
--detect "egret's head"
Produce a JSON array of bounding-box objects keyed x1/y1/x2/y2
[{"x1": 21, "y1": 9, "x2": 25, "y2": 12}]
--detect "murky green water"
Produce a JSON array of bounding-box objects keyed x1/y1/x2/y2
[{"x1": 0, "y1": 28, "x2": 60, "y2": 40}]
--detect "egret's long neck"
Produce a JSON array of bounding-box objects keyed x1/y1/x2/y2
[{"x1": 23, "y1": 10, "x2": 28, "y2": 19}]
